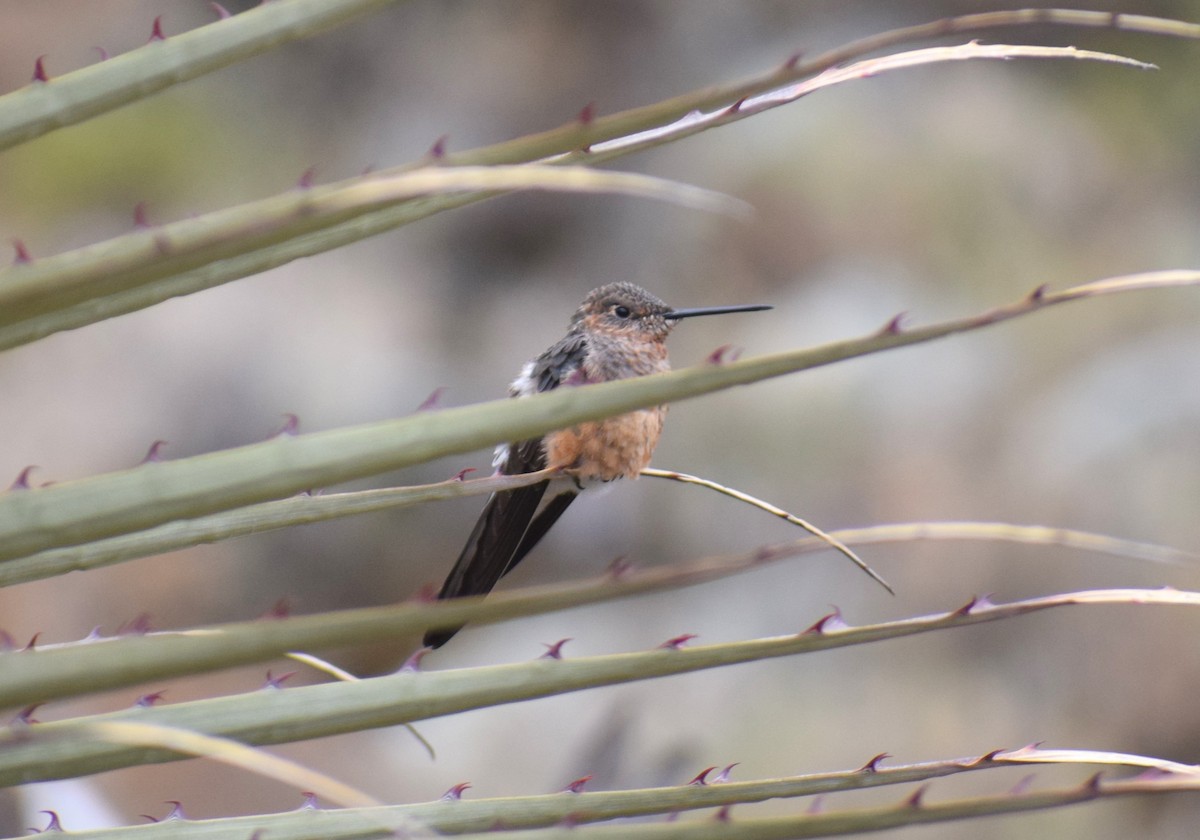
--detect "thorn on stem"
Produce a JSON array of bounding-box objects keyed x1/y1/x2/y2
[
  {"x1": 705, "y1": 344, "x2": 741, "y2": 365},
  {"x1": 163, "y1": 801, "x2": 186, "y2": 821},
  {"x1": 299, "y1": 791, "x2": 320, "y2": 810},
  {"x1": 94, "y1": 47, "x2": 109, "y2": 61},
  {"x1": 540, "y1": 638, "x2": 571, "y2": 660},
  {"x1": 658, "y1": 633, "x2": 697, "y2": 650},
  {"x1": 260, "y1": 598, "x2": 291, "y2": 619},
  {"x1": 149, "y1": 16, "x2": 167, "y2": 41},
  {"x1": 1027, "y1": 284, "x2": 1049, "y2": 303},
  {"x1": 23, "y1": 632, "x2": 41, "y2": 651},
  {"x1": 15, "y1": 704, "x2": 42, "y2": 725},
  {"x1": 688, "y1": 766, "x2": 717, "y2": 786},
  {"x1": 451, "y1": 467, "x2": 476, "y2": 482},
  {"x1": 714, "y1": 805, "x2": 733, "y2": 822},
  {"x1": 135, "y1": 690, "x2": 167, "y2": 708},
  {"x1": 606, "y1": 556, "x2": 633, "y2": 579},
  {"x1": 12, "y1": 239, "x2": 32, "y2": 264},
  {"x1": 802, "y1": 607, "x2": 847, "y2": 635},
  {"x1": 578, "y1": 102, "x2": 596, "y2": 125},
  {"x1": 32, "y1": 56, "x2": 49, "y2": 82},
  {"x1": 713, "y1": 763, "x2": 739, "y2": 783},
  {"x1": 9, "y1": 466, "x2": 36, "y2": 490},
  {"x1": 134, "y1": 202, "x2": 152, "y2": 228},
  {"x1": 117, "y1": 614, "x2": 153, "y2": 635},
  {"x1": 263, "y1": 670, "x2": 295, "y2": 689},
  {"x1": 440, "y1": 782, "x2": 471, "y2": 801},
  {"x1": 269, "y1": 414, "x2": 300, "y2": 439},
  {"x1": 782, "y1": 52, "x2": 803, "y2": 71},
  {"x1": 724, "y1": 97, "x2": 746, "y2": 116},
  {"x1": 428, "y1": 136, "x2": 448, "y2": 160},
  {"x1": 859, "y1": 752, "x2": 890, "y2": 773},
  {"x1": 878, "y1": 312, "x2": 907, "y2": 336},
  {"x1": 417, "y1": 387, "x2": 446, "y2": 411},
  {"x1": 140, "y1": 440, "x2": 168, "y2": 463},
  {"x1": 904, "y1": 784, "x2": 929, "y2": 809},
  {"x1": 400, "y1": 647, "x2": 432, "y2": 673},
  {"x1": 210, "y1": 2, "x2": 232, "y2": 20},
  {"x1": 297, "y1": 167, "x2": 317, "y2": 189},
  {"x1": 561, "y1": 775, "x2": 591, "y2": 793},
  {"x1": 37, "y1": 811, "x2": 63, "y2": 832}
]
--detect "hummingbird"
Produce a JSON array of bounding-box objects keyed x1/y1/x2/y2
[{"x1": 424, "y1": 282, "x2": 771, "y2": 648}]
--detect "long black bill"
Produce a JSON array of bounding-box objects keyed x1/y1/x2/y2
[{"x1": 665, "y1": 303, "x2": 772, "y2": 320}]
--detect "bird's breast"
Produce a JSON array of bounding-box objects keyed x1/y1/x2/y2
[{"x1": 544, "y1": 407, "x2": 666, "y2": 481}]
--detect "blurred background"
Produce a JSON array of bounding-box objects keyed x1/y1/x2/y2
[{"x1": 1, "y1": 0, "x2": 1198, "y2": 836}]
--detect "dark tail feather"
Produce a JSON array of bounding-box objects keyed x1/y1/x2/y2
[
  {"x1": 424, "y1": 481, "x2": 549, "y2": 649},
  {"x1": 506, "y1": 491, "x2": 577, "y2": 574}
]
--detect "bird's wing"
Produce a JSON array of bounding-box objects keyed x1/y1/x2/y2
[{"x1": 424, "y1": 331, "x2": 587, "y2": 649}]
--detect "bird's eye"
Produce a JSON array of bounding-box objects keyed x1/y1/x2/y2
[{"x1": 613, "y1": 305, "x2": 632, "y2": 319}]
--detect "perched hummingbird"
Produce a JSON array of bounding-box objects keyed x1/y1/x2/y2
[{"x1": 424, "y1": 282, "x2": 771, "y2": 648}]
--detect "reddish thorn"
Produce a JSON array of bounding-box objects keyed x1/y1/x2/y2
[
  {"x1": 977, "y1": 748, "x2": 1006, "y2": 764},
  {"x1": 859, "y1": 752, "x2": 890, "y2": 773},
  {"x1": 1027, "y1": 283, "x2": 1049, "y2": 303},
  {"x1": 12, "y1": 239, "x2": 32, "y2": 264},
  {"x1": 117, "y1": 613, "x2": 152, "y2": 635},
  {"x1": 263, "y1": 669, "x2": 296, "y2": 689},
  {"x1": 361, "y1": 163, "x2": 377, "y2": 176},
  {"x1": 37, "y1": 811, "x2": 63, "y2": 832},
  {"x1": 802, "y1": 607, "x2": 847, "y2": 635},
  {"x1": 658, "y1": 633, "x2": 697, "y2": 650},
  {"x1": 879, "y1": 312, "x2": 906, "y2": 336},
  {"x1": 269, "y1": 414, "x2": 299, "y2": 438},
  {"x1": 23, "y1": 632, "x2": 41, "y2": 651},
  {"x1": 714, "y1": 805, "x2": 733, "y2": 822},
  {"x1": 428, "y1": 135, "x2": 448, "y2": 160},
  {"x1": 713, "y1": 763, "x2": 739, "y2": 783},
  {"x1": 84, "y1": 626, "x2": 103, "y2": 641},
  {"x1": 724, "y1": 96, "x2": 747, "y2": 116},
  {"x1": 782, "y1": 52, "x2": 803, "y2": 71},
  {"x1": 0, "y1": 629, "x2": 14, "y2": 651},
  {"x1": 149, "y1": 16, "x2": 167, "y2": 41},
  {"x1": 400, "y1": 646, "x2": 432, "y2": 673},
  {"x1": 261, "y1": 597, "x2": 291, "y2": 619},
  {"x1": 32, "y1": 56, "x2": 49, "y2": 82},
  {"x1": 441, "y1": 782, "x2": 471, "y2": 801},
  {"x1": 141, "y1": 440, "x2": 167, "y2": 463},
  {"x1": 164, "y1": 801, "x2": 186, "y2": 821},
  {"x1": 417, "y1": 386, "x2": 446, "y2": 411},
  {"x1": 1009, "y1": 774, "x2": 1036, "y2": 795},
  {"x1": 210, "y1": 2, "x2": 232, "y2": 19},
  {"x1": 297, "y1": 166, "x2": 317, "y2": 189},
  {"x1": 9, "y1": 466, "x2": 36, "y2": 490},
  {"x1": 133, "y1": 202, "x2": 152, "y2": 229},
  {"x1": 451, "y1": 467, "x2": 476, "y2": 482},
  {"x1": 15, "y1": 704, "x2": 42, "y2": 725},
  {"x1": 705, "y1": 344, "x2": 741, "y2": 365},
  {"x1": 140, "y1": 813, "x2": 160, "y2": 823},
  {"x1": 135, "y1": 690, "x2": 167, "y2": 708},
  {"x1": 561, "y1": 775, "x2": 591, "y2": 793},
  {"x1": 806, "y1": 795, "x2": 825, "y2": 815},
  {"x1": 688, "y1": 766, "x2": 717, "y2": 786},
  {"x1": 578, "y1": 102, "x2": 596, "y2": 125},
  {"x1": 299, "y1": 791, "x2": 320, "y2": 810},
  {"x1": 953, "y1": 593, "x2": 995, "y2": 617},
  {"x1": 905, "y1": 784, "x2": 929, "y2": 808},
  {"x1": 93, "y1": 46, "x2": 110, "y2": 61},
  {"x1": 411, "y1": 583, "x2": 437, "y2": 603},
  {"x1": 606, "y1": 556, "x2": 633, "y2": 579},
  {"x1": 1082, "y1": 771, "x2": 1104, "y2": 794},
  {"x1": 540, "y1": 638, "x2": 572, "y2": 660}
]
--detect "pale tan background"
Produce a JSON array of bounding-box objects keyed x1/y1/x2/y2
[{"x1": 1, "y1": 0, "x2": 1199, "y2": 836}]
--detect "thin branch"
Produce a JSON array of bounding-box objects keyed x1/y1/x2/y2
[{"x1": 641, "y1": 467, "x2": 893, "y2": 594}]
